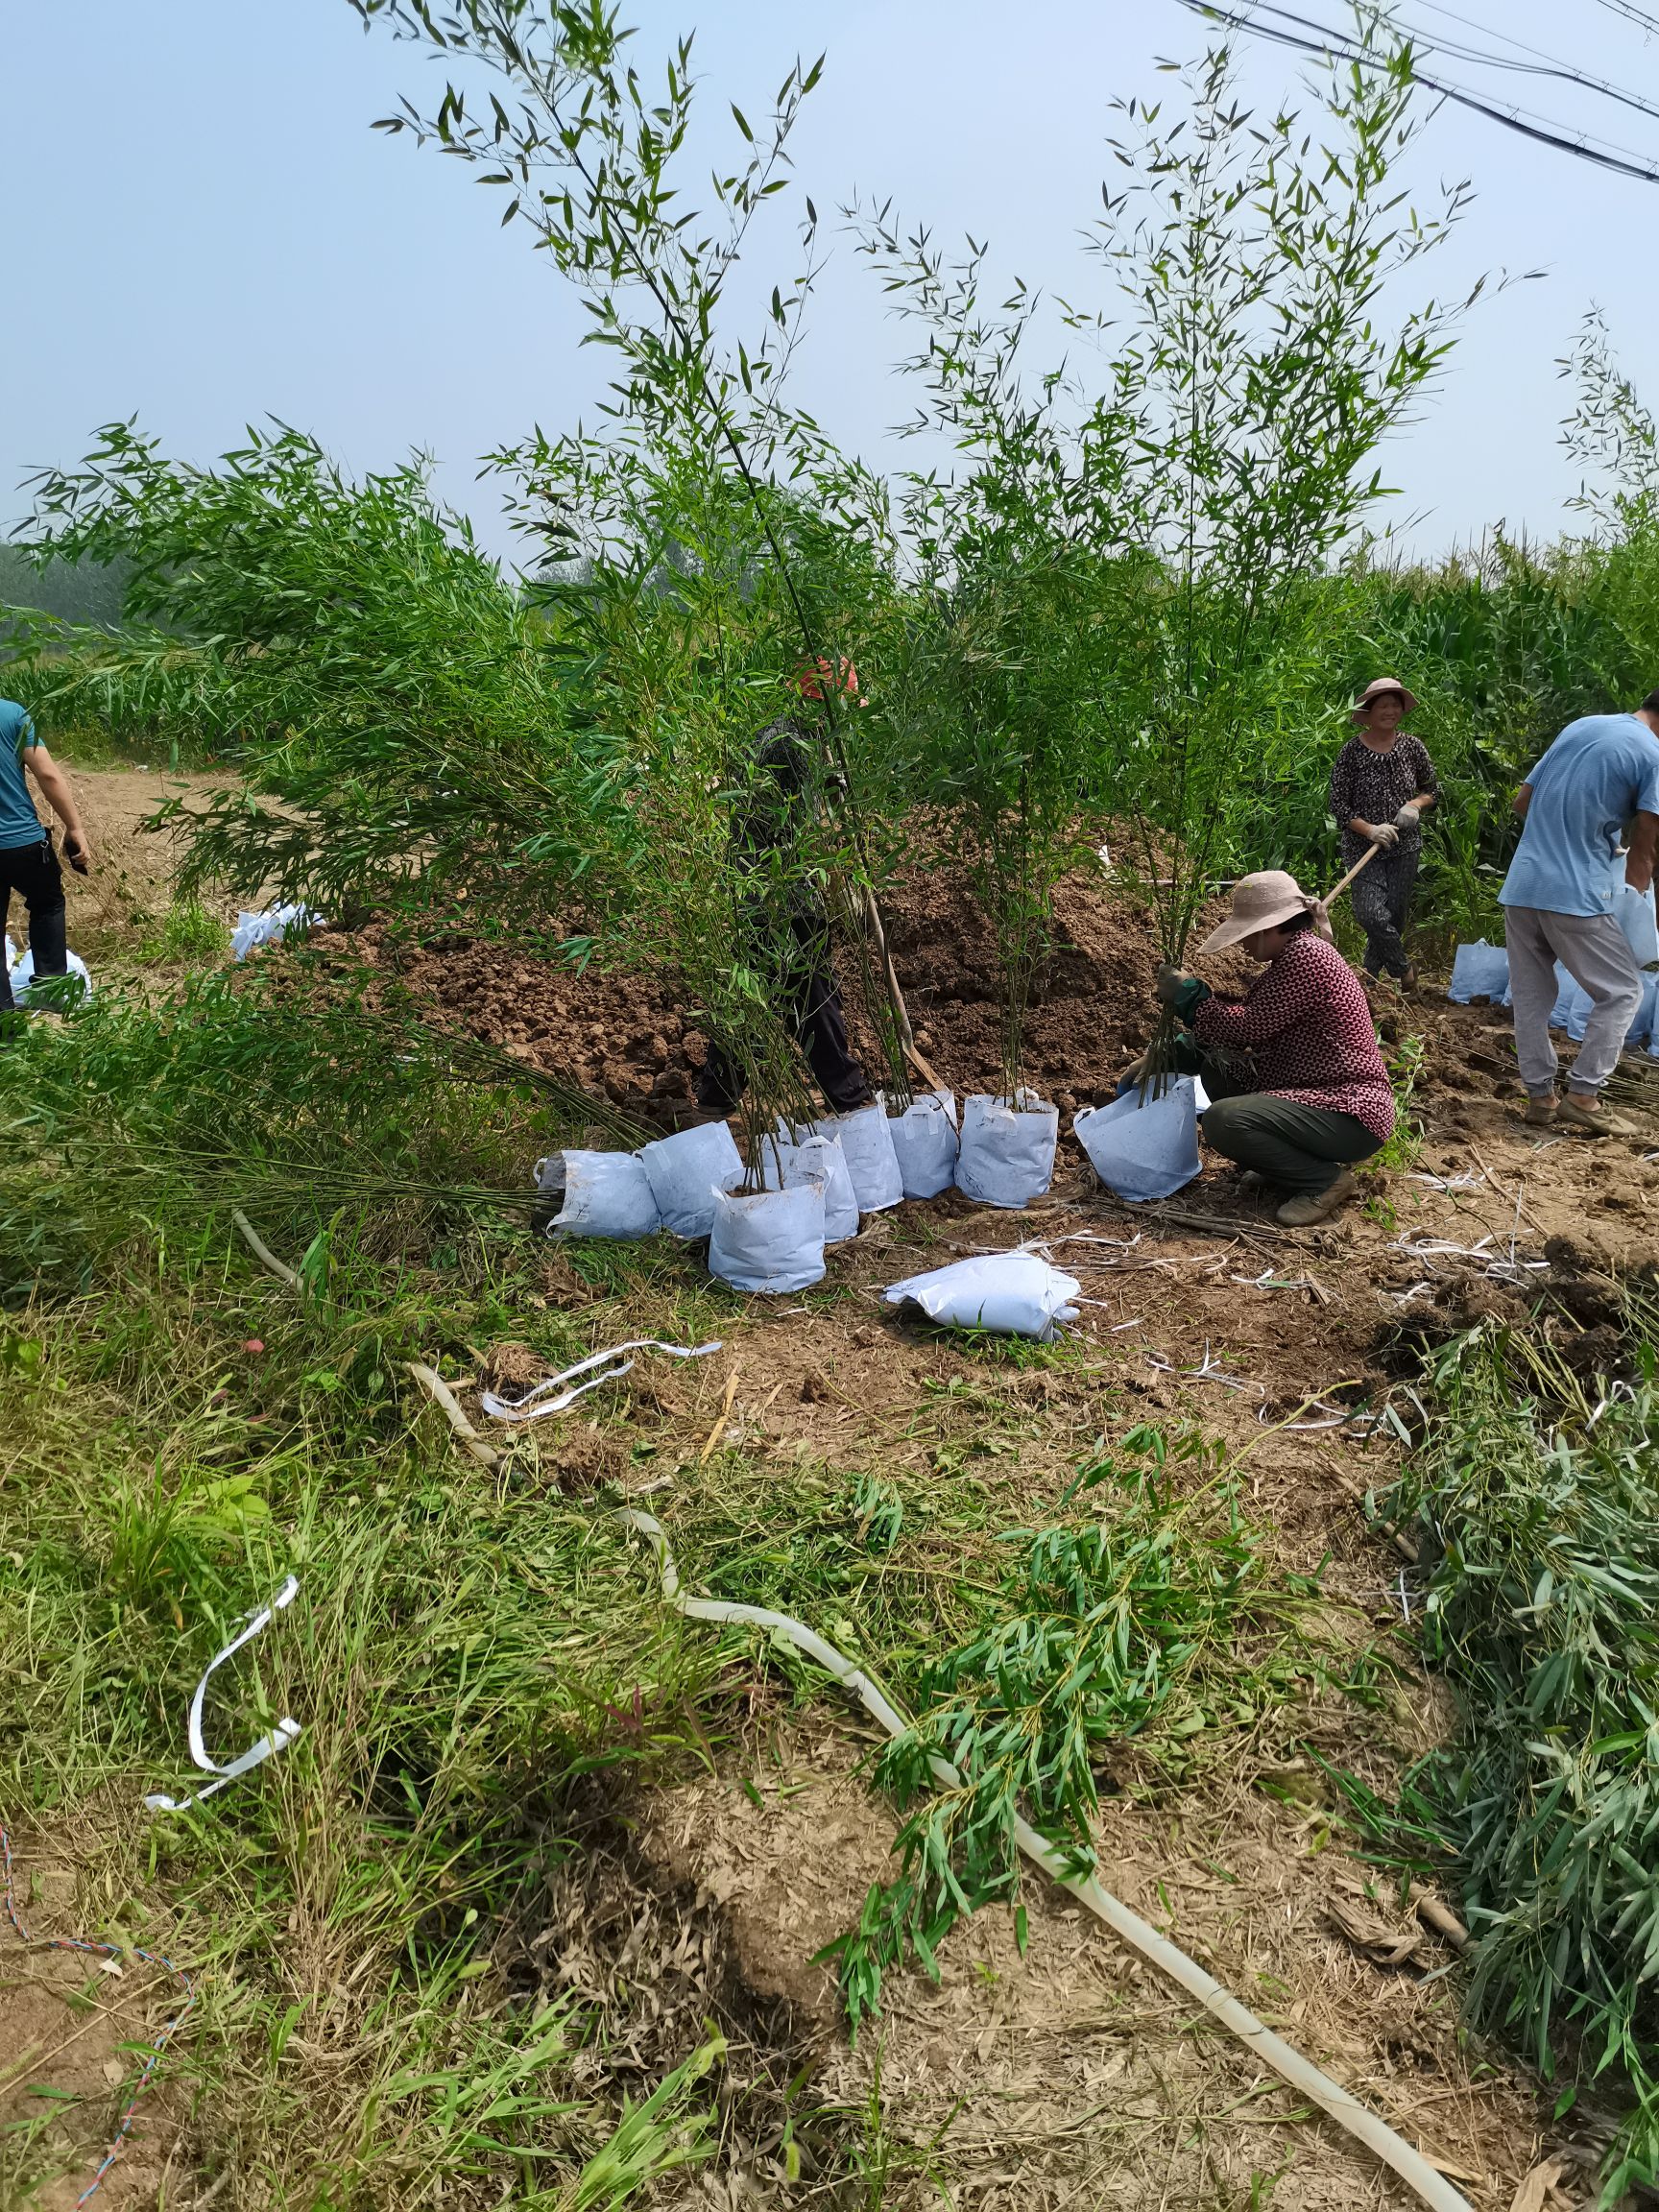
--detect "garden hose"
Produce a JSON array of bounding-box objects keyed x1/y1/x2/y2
[{"x1": 617, "y1": 1509, "x2": 1474, "y2": 2212}]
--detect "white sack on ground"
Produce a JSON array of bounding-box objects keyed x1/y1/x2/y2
[
  {"x1": 5, "y1": 939, "x2": 92, "y2": 1002},
  {"x1": 760, "y1": 1129, "x2": 859, "y2": 1243},
  {"x1": 884, "y1": 1251, "x2": 1080, "y2": 1340},
  {"x1": 537, "y1": 1149, "x2": 661, "y2": 1239},
  {"x1": 1448, "y1": 942, "x2": 1509, "y2": 1004},
  {"x1": 231, "y1": 903, "x2": 322, "y2": 961},
  {"x1": 813, "y1": 1102, "x2": 902, "y2": 1212},
  {"x1": 709, "y1": 1181, "x2": 827, "y2": 1295},
  {"x1": 637, "y1": 1120, "x2": 743, "y2": 1238},
  {"x1": 1617, "y1": 874, "x2": 1659, "y2": 968},
  {"x1": 955, "y1": 1091, "x2": 1059, "y2": 1209},
  {"x1": 884, "y1": 1089, "x2": 959, "y2": 1199},
  {"x1": 1073, "y1": 1078, "x2": 1202, "y2": 1204}
]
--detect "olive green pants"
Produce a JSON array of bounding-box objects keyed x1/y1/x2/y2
[{"x1": 1176, "y1": 1043, "x2": 1382, "y2": 1197}]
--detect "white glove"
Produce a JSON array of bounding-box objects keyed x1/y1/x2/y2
[
  {"x1": 1393, "y1": 805, "x2": 1421, "y2": 831},
  {"x1": 1366, "y1": 821, "x2": 1400, "y2": 850}
]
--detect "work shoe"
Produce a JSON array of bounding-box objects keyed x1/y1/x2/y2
[
  {"x1": 1558, "y1": 1093, "x2": 1631, "y2": 1136},
  {"x1": 1276, "y1": 1169, "x2": 1358, "y2": 1228},
  {"x1": 1523, "y1": 1095, "x2": 1557, "y2": 1127}
]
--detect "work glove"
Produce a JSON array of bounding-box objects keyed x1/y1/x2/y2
[
  {"x1": 1366, "y1": 821, "x2": 1400, "y2": 850},
  {"x1": 1393, "y1": 804, "x2": 1421, "y2": 831},
  {"x1": 1154, "y1": 964, "x2": 1211, "y2": 1021}
]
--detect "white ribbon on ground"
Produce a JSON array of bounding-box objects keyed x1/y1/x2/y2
[
  {"x1": 145, "y1": 1577, "x2": 303, "y2": 1814},
  {"x1": 1145, "y1": 1344, "x2": 1265, "y2": 1397},
  {"x1": 479, "y1": 1338, "x2": 724, "y2": 1423}
]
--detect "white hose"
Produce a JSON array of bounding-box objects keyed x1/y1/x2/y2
[{"x1": 617, "y1": 1510, "x2": 1473, "y2": 2212}]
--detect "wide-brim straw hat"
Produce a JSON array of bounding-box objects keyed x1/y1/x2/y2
[
  {"x1": 1198, "y1": 870, "x2": 1326, "y2": 955},
  {"x1": 1352, "y1": 675, "x2": 1418, "y2": 720}
]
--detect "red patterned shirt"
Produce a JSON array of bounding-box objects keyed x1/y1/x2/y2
[{"x1": 1192, "y1": 932, "x2": 1395, "y2": 1142}]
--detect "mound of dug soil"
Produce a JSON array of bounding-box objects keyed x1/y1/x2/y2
[{"x1": 324, "y1": 857, "x2": 1227, "y2": 1126}]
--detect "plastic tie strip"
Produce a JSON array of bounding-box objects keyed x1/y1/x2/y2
[
  {"x1": 1145, "y1": 1344, "x2": 1265, "y2": 1397},
  {"x1": 3, "y1": 1822, "x2": 195, "y2": 2204},
  {"x1": 478, "y1": 1338, "x2": 724, "y2": 1422},
  {"x1": 145, "y1": 1576, "x2": 302, "y2": 1814}
]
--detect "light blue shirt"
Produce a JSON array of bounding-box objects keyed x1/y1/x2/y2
[
  {"x1": 1500, "y1": 713, "x2": 1659, "y2": 917},
  {"x1": 0, "y1": 699, "x2": 45, "y2": 852}
]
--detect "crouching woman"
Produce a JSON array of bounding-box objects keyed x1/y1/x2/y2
[{"x1": 1156, "y1": 871, "x2": 1394, "y2": 1227}]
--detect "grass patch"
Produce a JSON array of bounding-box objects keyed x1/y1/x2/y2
[{"x1": 1388, "y1": 1319, "x2": 1659, "y2": 2199}]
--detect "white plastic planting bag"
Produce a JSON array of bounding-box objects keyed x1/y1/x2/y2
[
  {"x1": 884, "y1": 1251, "x2": 1080, "y2": 1341},
  {"x1": 230, "y1": 902, "x2": 321, "y2": 961},
  {"x1": 1448, "y1": 942, "x2": 1510, "y2": 1004},
  {"x1": 708, "y1": 1180, "x2": 827, "y2": 1295},
  {"x1": 6, "y1": 940, "x2": 92, "y2": 1003},
  {"x1": 955, "y1": 1091, "x2": 1059, "y2": 1209},
  {"x1": 637, "y1": 1121, "x2": 744, "y2": 1238},
  {"x1": 1072, "y1": 1078, "x2": 1202, "y2": 1204},
  {"x1": 1616, "y1": 874, "x2": 1659, "y2": 968},
  {"x1": 1564, "y1": 973, "x2": 1659, "y2": 1051},
  {"x1": 1561, "y1": 973, "x2": 1657, "y2": 1051},
  {"x1": 884, "y1": 1089, "x2": 959, "y2": 1199},
  {"x1": 814, "y1": 1102, "x2": 902, "y2": 1213},
  {"x1": 536, "y1": 1149, "x2": 661, "y2": 1239},
  {"x1": 760, "y1": 1129, "x2": 859, "y2": 1243}
]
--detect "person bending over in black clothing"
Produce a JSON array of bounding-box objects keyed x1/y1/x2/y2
[{"x1": 696, "y1": 658, "x2": 874, "y2": 1116}]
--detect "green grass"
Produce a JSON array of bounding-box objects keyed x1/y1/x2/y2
[
  {"x1": 0, "y1": 962, "x2": 1409, "y2": 2205},
  {"x1": 137, "y1": 897, "x2": 231, "y2": 965},
  {"x1": 1386, "y1": 1319, "x2": 1659, "y2": 2200}
]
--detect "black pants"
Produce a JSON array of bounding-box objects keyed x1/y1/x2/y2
[
  {"x1": 1350, "y1": 847, "x2": 1417, "y2": 977},
  {"x1": 697, "y1": 913, "x2": 872, "y2": 1115},
  {"x1": 0, "y1": 837, "x2": 67, "y2": 1017}
]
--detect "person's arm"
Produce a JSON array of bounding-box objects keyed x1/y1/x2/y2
[
  {"x1": 1512, "y1": 782, "x2": 1532, "y2": 820},
  {"x1": 1191, "y1": 949, "x2": 1310, "y2": 1049},
  {"x1": 1392, "y1": 739, "x2": 1437, "y2": 829},
  {"x1": 1629, "y1": 810, "x2": 1659, "y2": 896},
  {"x1": 22, "y1": 740, "x2": 93, "y2": 869}
]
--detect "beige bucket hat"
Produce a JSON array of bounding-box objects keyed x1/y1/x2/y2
[
  {"x1": 1198, "y1": 870, "x2": 1328, "y2": 955},
  {"x1": 1352, "y1": 675, "x2": 1418, "y2": 720}
]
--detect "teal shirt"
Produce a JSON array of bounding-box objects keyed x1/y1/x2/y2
[
  {"x1": 0, "y1": 699, "x2": 45, "y2": 851},
  {"x1": 1501, "y1": 713, "x2": 1659, "y2": 918}
]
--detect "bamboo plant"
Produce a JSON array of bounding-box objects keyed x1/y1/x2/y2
[
  {"x1": 858, "y1": 11, "x2": 1475, "y2": 1089},
  {"x1": 351, "y1": 0, "x2": 919, "y2": 1151}
]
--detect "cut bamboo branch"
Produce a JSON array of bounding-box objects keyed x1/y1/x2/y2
[
  {"x1": 232, "y1": 1210, "x2": 301, "y2": 1291},
  {"x1": 406, "y1": 1362, "x2": 502, "y2": 1471}
]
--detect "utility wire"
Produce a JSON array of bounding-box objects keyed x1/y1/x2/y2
[
  {"x1": 1590, "y1": 0, "x2": 1659, "y2": 37},
  {"x1": 1400, "y1": 0, "x2": 1659, "y2": 127},
  {"x1": 1176, "y1": 0, "x2": 1659, "y2": 183}
]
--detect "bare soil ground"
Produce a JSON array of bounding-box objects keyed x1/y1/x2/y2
[{"x1": 12, "y1": 758, "x2": 1647, "y2": 2210}]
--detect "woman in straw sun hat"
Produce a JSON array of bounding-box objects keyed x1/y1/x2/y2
[
  {"x1": 1327, "y1": 676, "x2": 1439, "y2": 985},
  {"x1": 1153, "y1": 872, "x2": 1394, "y2": 1226}
]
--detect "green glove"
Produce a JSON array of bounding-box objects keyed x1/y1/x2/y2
[{"x1": 1171, "y1": 974, "x2": 1211, "y2": 1022}]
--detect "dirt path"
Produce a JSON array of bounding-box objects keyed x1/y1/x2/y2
[{"x1": 3, "y1": 759, "x2": 235, "y2": 972}]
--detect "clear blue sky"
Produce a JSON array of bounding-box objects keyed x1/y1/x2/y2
[{"x1": 5, "y1": 0, "x2": 1657, "y2": 569}]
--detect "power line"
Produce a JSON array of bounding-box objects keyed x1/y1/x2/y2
[
  {"x1": 1175, "y1": 0, "x2": 1659, "y2": 184},
  {"x1": 1590, "y1": 0, "x2": 1659, "y2": 38},
  {"x1": 1401, "y1": 0, "x2": 1659, "y2": 128}
]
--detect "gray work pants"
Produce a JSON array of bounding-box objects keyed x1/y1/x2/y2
[
  {"x1": 1177, "y1": 1044, "x2": 1383, "y2": 1196},
  {"x1": 1503, "y1": 902, "x2": 1644, "y2": 1098}
]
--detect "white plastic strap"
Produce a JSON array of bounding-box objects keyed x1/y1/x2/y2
[
  {"x1": 146, "y1": 1577, "x2": 302, "y2": 1814},
  {"x1": 479, "y1": 1338, "x2": 724, "y2": 1423}
]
